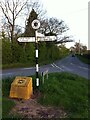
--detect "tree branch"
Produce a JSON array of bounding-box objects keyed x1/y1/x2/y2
[
  {"x1": 0, "y1": 3, "x2": 12, "y2": 26},
  {"x1": 14, "y1": 0, "x2": 27, "y2": 20},
  {"x1": 7, "y1": 1, "x2": 13, "y2": 14}
]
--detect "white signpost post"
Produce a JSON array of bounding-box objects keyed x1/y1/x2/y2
[
  {"x1": 17, "y1": 19, "x2": 56, "y2": 87},
  {"x1": 32, "y1": 19, "x2": 40, "y2": 87}
]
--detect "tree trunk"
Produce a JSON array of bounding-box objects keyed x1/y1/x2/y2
[{"x1": 11, "y1": 23, "x2": 14, "y2": 43}]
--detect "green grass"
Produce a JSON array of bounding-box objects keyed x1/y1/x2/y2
[
  {"x1": 2, "y1": 77, "x2": 25, "y2": 119},
  {"x1": 0, "y1": 96, "x2": 2, "y2": 120},
  {"x1": 76, "y1": 54, "x2": 90, "y2": 64},
  {"x1": 38, "y1": 72, "x2": 88, "y2": 118},
  {"x1": 2, "y1": 77, "x2": 14, "y2": 97},
  {"x1": 2, "y1": 62, "x2": 35, "y2": 69},
  {"x1": 2, "y1": 72, "x2": 89, "y2": 118},
  {"x1": 2, "y1": 77, "x2": 16, "y2": 119},
  {"x1": 2, "y1": 97, "x2": 16, "y2": 118}
]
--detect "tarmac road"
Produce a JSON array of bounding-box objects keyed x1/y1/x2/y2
[{"x1": 1, "y1": 55, "x2": 90, "y2": 79}]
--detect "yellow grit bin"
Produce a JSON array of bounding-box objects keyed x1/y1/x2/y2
[{"x1": 10, "y1": 76, "x2": 33, "y2": 99}]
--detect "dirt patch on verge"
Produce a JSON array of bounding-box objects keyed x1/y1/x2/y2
[{"x1": 9, "y1": 91, "x2": 67, "y2": 119}]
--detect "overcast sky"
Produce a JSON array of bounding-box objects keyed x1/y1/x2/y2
[
  {"x1": 0, "y1": 0, "x2": 89, "y2": 49},
  {"x1": 40, "y1": 0, "x2": 89, "y2": 49}
]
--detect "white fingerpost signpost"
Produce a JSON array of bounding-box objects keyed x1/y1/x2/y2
[{"x1": 17, "y1": 19, "x2": 56, "y2": 87}]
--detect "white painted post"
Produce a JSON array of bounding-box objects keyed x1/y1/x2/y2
[{"x1": 35, "y1": 31, "x2": 39, "y2": 87}]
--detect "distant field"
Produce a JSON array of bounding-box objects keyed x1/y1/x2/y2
[{"x1": 2, "y1": 72, "x2": 89, "y2": 118}]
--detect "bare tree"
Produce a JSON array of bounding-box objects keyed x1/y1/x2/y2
[
  {"x1": 74, "y1": 42, "x2": 82, "y2": 54},
  {"x1": 56, "y1": 36, "x2": 74, "y2": 44},
  {"x1": 81, "y1": 45, "x2": 87, "y2": 54},
  {"x1": 39, "y1": 17, "x2": 69, "y2": 36},
  {"x1": 0, "y1": 0, "x2": 28, "y2": 42},
  {"x1": 38, "y1": 17, "x2": 73, "y2": 44},
  {"x1": 0, "y1": 0, "x2": 47, "y2": 42}
]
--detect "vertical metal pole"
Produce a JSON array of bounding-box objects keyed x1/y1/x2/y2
[
  {"x1": 47, "y1": 72, "x2": 48, "y2": 79},
  {"x1": 42, "y1": 73, "x2": 44, "y2": 84},
  {"x1": 35, "y1": 30, "x2": 39, "y2": 87}
]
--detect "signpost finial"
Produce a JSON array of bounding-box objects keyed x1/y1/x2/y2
[{"x1": 31, "y1": 19, "x2": 40, "y2": 30}]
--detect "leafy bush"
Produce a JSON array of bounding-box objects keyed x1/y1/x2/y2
[{"x1": 2, "y1": 39, "x2": 69, "y2": 68}]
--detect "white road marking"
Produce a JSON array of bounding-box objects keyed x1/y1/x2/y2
[
  {"x1": 70, "y1": 63, "x2": 74, "y2": 65},
  {"x1": 53, "y1": 63, "x2": 62, "y2": 70},
  {"x1": 61, "y1": 65, "x2": 72, "y2": 71},
  {"x1": 2, "y1": 73, "x2": 13, "y2": 75},
  {"x1": 70, "y1": 63, "x2": 88, "y2": 70},
  {"x1": 51, "y1": 64, "x2": 55, "y2": 67},
  {"x1": 78, "y1": 66, "x2": 88, "y2": 70},
  {"x1": 51, "y1": 63, "x2": 73, "y2": 72},
  {"x1": 51, "y1": 63, "x2": 64, "y2": 71},
  {"x1": 22, "y1": 67, "x2": 35, "y2": 70}
]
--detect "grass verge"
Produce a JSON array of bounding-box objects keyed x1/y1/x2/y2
[
  {"x1": 2, "y1": 97, "x2": 16, "y2": 118},
  {"x1": 76, "y1": 54, "x2": 90, "y2": 64},
  {"x1": 38, "y1": 72, "x2": 88, "y2": 118},
  {"x1": 2, "y1": 62, "x2": 35, "y2": 69},
  {"x1": 2, "y1": 72, "x2": 89, "y2": 118}
]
